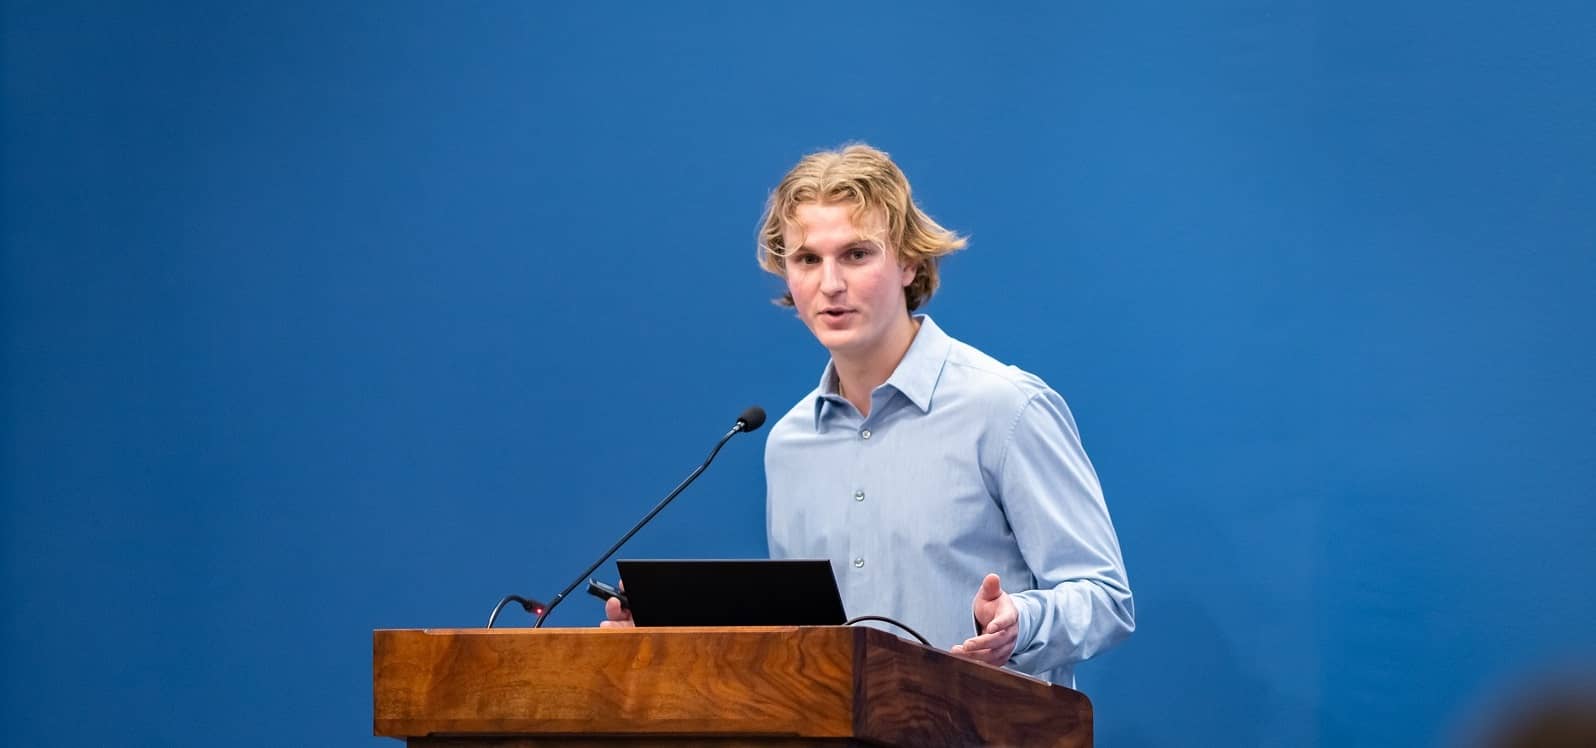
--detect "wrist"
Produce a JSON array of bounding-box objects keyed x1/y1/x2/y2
[{"x1": 1009, "y1": 592, "x2": 1040, "y2": 657}]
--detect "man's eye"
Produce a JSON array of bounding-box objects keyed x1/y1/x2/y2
[
  {"x1": 794, "y1": 254, "x2": 820, "y2": 265},
  {"x1": 847, "y1": 248, "x2": 872, "y2": 260}
]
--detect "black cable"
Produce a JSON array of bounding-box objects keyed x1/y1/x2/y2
[
  {"x1": 845, "y1": 615, "x2": 932, "y2": 647},
  {"x1": 486, "y1": 595, "x2": 547, "y2": 628}
]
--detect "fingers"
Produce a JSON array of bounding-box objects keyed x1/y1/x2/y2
[
  {"x1": 954, "y1": 626, "x2": 1017, "y2": 665},
  {"x1": 602, "y1": 595, "x2": 634, "y2": 628},
  {"x1": 963, "y1": 625, "x2": 1016, "y2": 653},
  {"x1": 977, "y1": 573, "x2": 1003, "y2": 601},
  {"x1": 960, "y1": 573, "x2": 1019, "y2": 665},
  {"x1": 971, "y1": 573, "x2": 1013, "y2": 630},
  {"x1": 984, "y1": 607, "x2": 1018, "y2": 635},
  {"x1": 956, "y1": 609, "x2": 1018, "y2": 664},
  {"x1": 957, "y1": 648, "x2": 1003, "y2": 663},
  {"x1": 952, "y1": 642, "x2": 1012, "y2": 665}
]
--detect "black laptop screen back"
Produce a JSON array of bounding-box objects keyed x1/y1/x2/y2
[{"x1": 616, "y1": 559, "x2": 846, "y2": 627}]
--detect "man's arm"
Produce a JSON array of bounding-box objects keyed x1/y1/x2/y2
[{"x1": 989, "y1": 389, "x2": 1135, "y2": 674}]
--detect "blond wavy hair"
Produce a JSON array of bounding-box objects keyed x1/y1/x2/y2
[{"x1": 757, "y1": 144, "x2": 967, "y2": 311}]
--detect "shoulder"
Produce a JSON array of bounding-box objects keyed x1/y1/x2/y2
[
  {"x1": 938, "y1": 336, "x2": 1060, "y2": 414},
  {"x1": 937, "y1": 337, "x2": 1091, "y2": 486}
]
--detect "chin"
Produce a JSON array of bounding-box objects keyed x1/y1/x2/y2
[
  {"x1": 820, "y1": 333, "x2": 869, "y2": 358},
  {"x1": 806, "y1": 326, "x2": 853, "y2": 351}
]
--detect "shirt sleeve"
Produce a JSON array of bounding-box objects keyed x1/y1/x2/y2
[{"x1": 995, "y1": 390, "x2": 1135, "y2": 675}]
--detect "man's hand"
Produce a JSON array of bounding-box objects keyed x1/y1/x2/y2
[
  {"x1": 599, "y1": 582, "x2": 634, "y2": 628},
  {"x1": 951, "y1": 573, "x2": 1018, "y2": 666}
]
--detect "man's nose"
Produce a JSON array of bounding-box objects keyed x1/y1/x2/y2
[{"x1": 819, "y1": 259, "x2": 846, "y2": 294}]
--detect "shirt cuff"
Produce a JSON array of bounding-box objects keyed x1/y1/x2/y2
[{"x1": 1009, "y1": 591, "x2": 1042, "y2": 661}]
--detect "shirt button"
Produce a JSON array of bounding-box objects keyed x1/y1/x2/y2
[
  {"x1": 853, "y1": 557, "x2": 865, "y2": 568},
  {"x1": 853, "y1": 490, "x2": 865, "y2": 502},
  {"x1": 860, "y1": 429, "x2": 872, "y2": 440}
]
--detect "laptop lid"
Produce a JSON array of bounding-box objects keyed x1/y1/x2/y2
[{"x1": 615, "y1": 559, "x2": 846, "y2": 627}]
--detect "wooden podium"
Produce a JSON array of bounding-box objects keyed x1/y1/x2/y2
[{"x1": 374, "y1": 626, "x2": 1091, "y2": 747}]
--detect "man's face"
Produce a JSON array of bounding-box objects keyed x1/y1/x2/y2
[{"x1": 783, "y1": 203, "x2": 916, "y2": 361}]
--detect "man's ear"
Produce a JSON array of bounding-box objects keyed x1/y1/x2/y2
[{"x1": 900, "y1": 258, "x2": 919, "y2": 288}]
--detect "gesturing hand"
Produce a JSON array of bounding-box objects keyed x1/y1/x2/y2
[
  {"x1": 950, "y1": 573, "x2": 1018, "y2": 666},
  {"x1": 598, "y1": 581, "x2": 634, "y2": 628}
]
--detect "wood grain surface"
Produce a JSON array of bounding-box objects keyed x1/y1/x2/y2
[
  {"x1": 855, "y1": 629, "x2": 1091, "y2": 748},
  {"x1": 376, "y1": 627, "x2": 855, "y2": 738},
  {"x1": 406, "y1": 739, "x2": 870, "y2": 747},
  {"x1": 374, "y1": 626, "x2": 1092, "y2": 747}
]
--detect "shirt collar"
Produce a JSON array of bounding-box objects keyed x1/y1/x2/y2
[{"x1": 812, "y1": 314, "x2": 952, "y2": 431}]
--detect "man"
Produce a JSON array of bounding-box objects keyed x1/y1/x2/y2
[{"x1": 607, "y1": 144, "x2": 1133, "y2": 688}]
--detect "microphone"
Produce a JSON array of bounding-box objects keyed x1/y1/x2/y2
[
  {"x1": 735, "y1": 405, "x2": 766, "y2": 432},
  {"x1": 486, "y1": 405, "x2": 767, "y2": 628}
]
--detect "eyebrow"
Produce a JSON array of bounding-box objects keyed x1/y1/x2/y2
[{"x1": 794, "y1": 238, "x2": 879, "y2": 253}]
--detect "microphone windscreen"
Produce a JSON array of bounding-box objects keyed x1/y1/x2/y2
[{"x1": 737, "y1": 405, "x2": 767, "y2": 432}]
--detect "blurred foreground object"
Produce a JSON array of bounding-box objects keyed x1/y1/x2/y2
[{"x1": 1475, "y1": 677, "x2": 1596, "y2": 748}]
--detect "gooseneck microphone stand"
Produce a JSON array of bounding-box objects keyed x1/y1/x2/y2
[{"x1": 486, "y1": 406, "x2": 765, "y2": 628}]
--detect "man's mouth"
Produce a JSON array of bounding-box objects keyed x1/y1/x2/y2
[{"x1": 819, "y1": 308, "x2": 854, "y2": 319}]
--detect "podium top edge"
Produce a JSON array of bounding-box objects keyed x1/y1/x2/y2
[{"x1": 374, "y1": 625, "x2": 858, "y2": 635}]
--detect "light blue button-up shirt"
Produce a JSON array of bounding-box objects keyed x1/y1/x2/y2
[{"x1": 765, "y1": 315, "x2": 1134, "y2": 687}]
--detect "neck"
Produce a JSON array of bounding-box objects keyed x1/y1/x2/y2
[{"x1": 833, "y1": 315, "x2": 920, "y2": 417}]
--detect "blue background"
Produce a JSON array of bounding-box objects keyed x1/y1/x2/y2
[{"x1": 4, "y1": 2, "x2": 1593, "y2": 745}]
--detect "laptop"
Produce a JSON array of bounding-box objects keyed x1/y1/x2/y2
[{"x1": 615, "y1": 559, "x2": 846, "y2": 627}]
